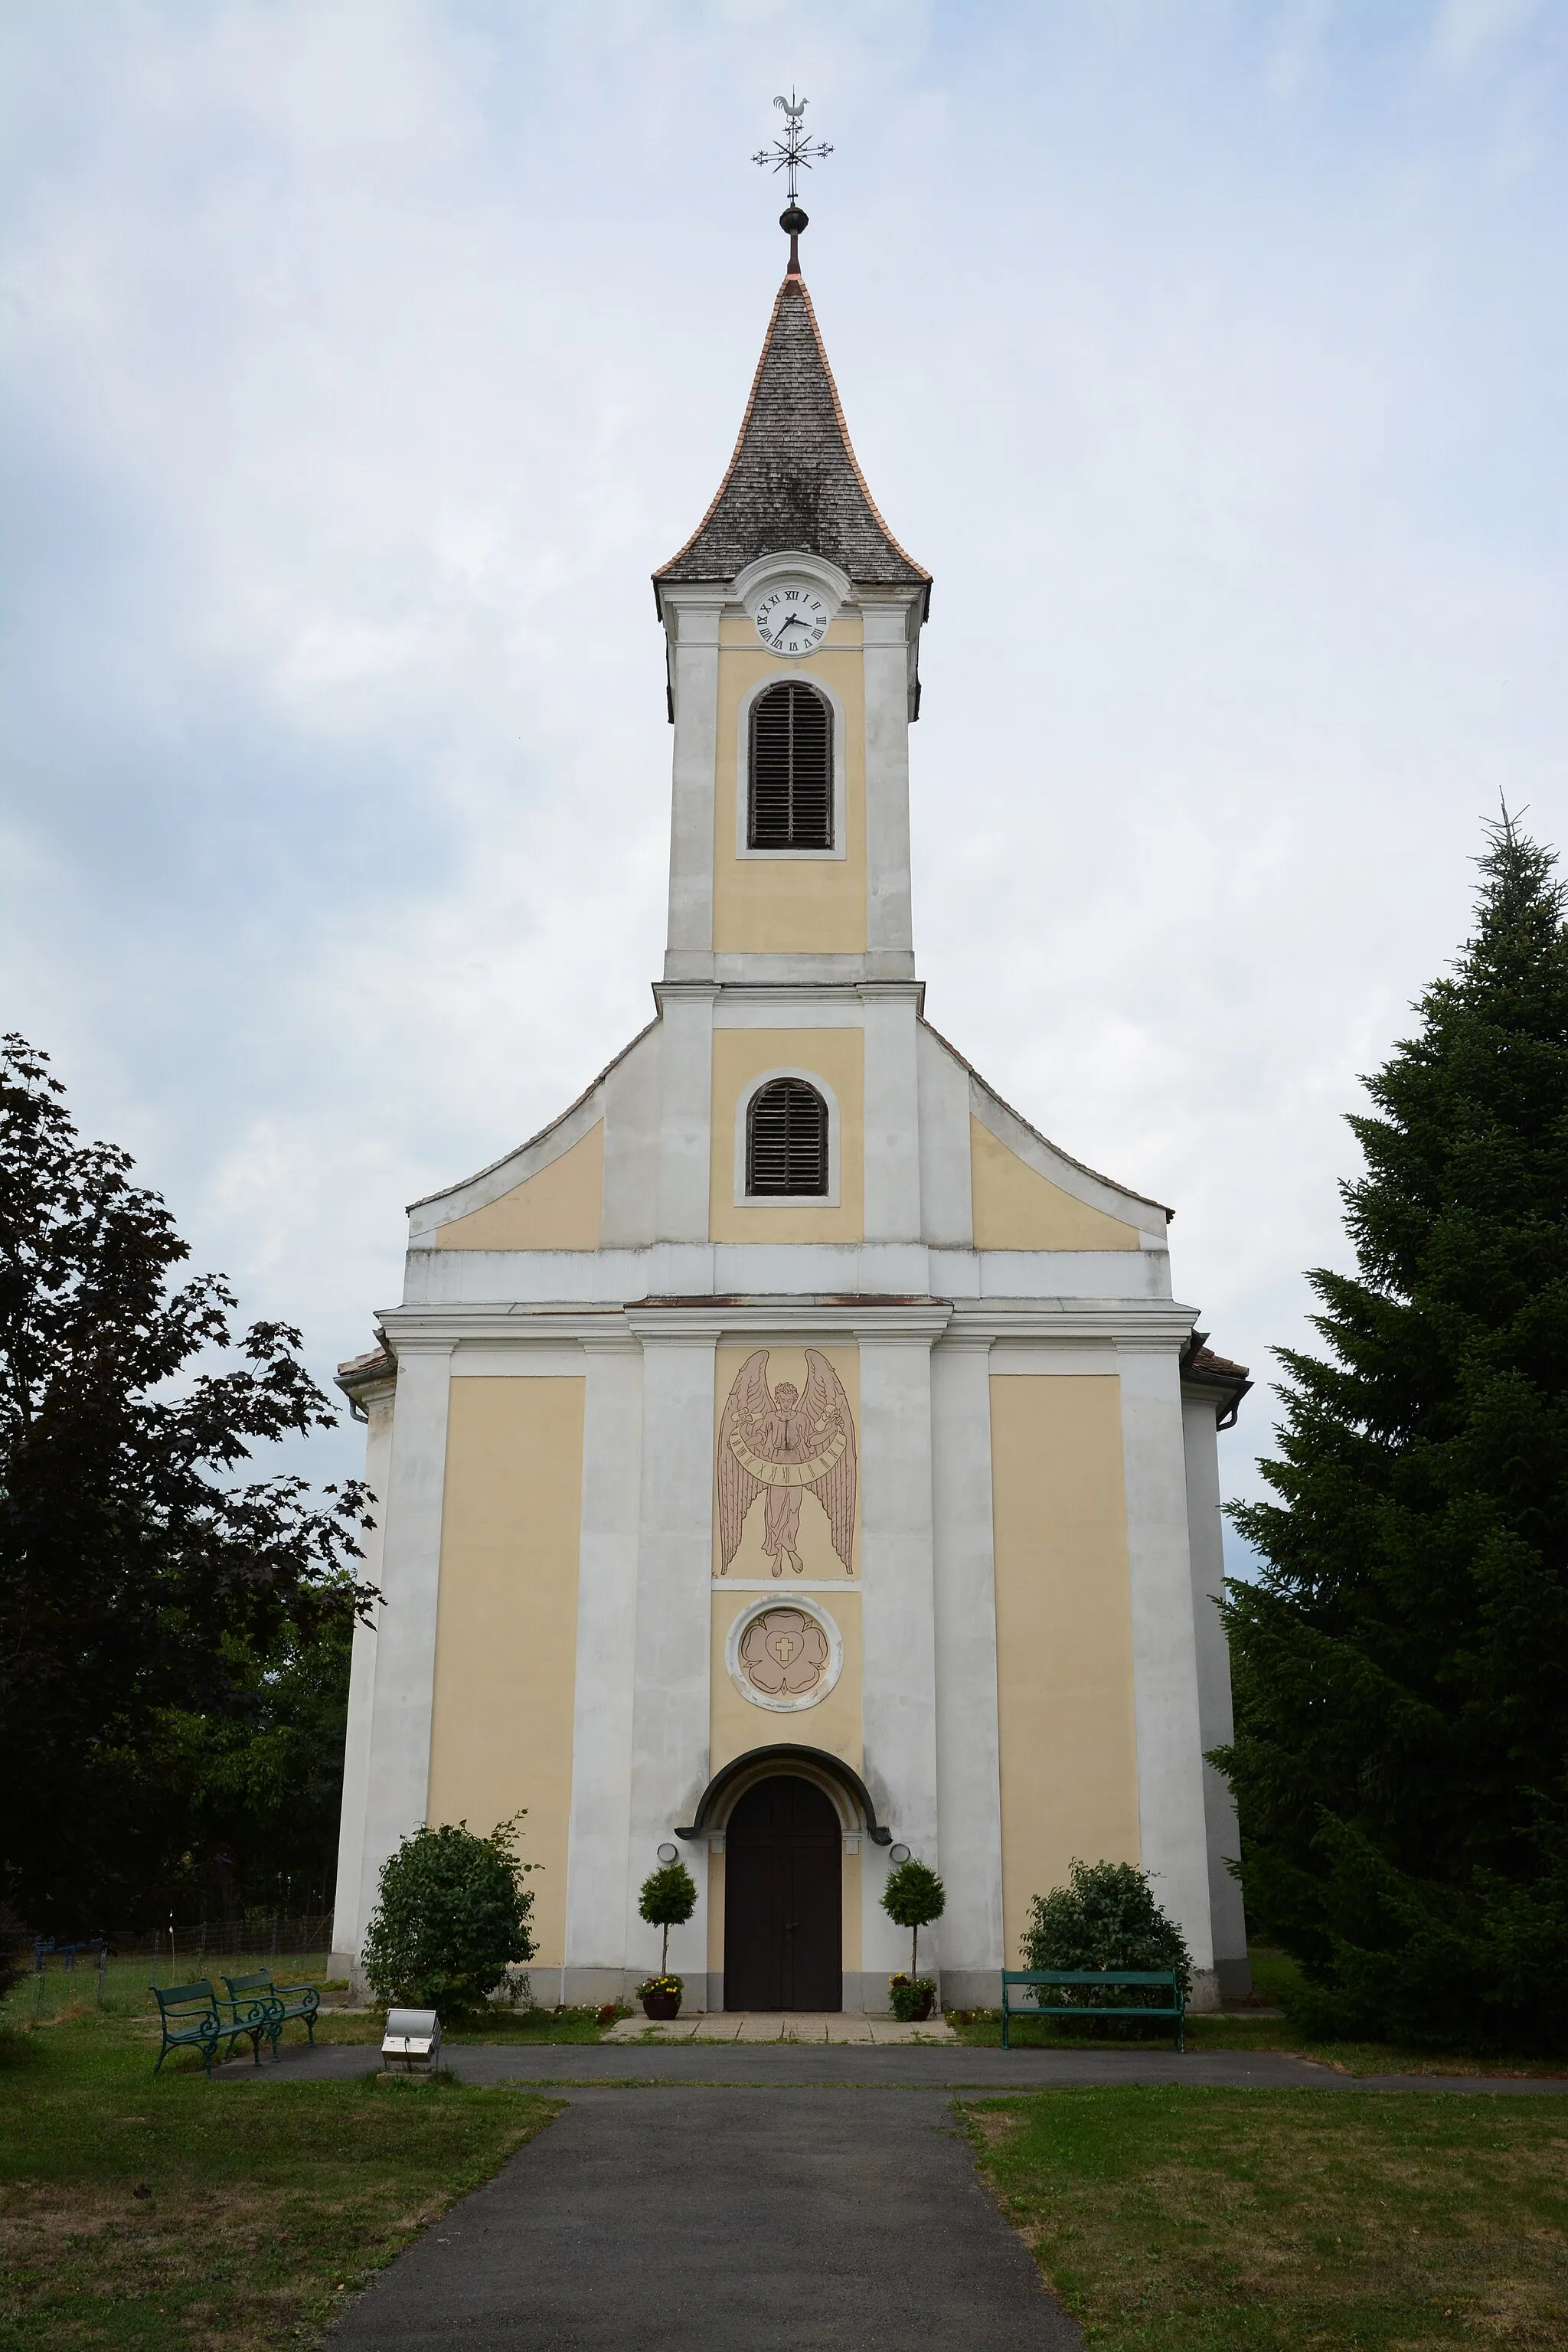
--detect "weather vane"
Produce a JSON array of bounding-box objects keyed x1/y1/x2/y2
[{"x1": 753, "y1": 92, "x2": 832, "y2": 274}]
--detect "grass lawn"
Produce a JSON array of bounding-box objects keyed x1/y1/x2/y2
[
  {"x1": 0, "y1": 2019, "x2": 558, "y2": 2351},
  {"x1": 967, "y1": 2085, "x2": 1568, "y2": 2350}
]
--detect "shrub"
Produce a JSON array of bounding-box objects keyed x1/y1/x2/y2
[
  {"x1": 361, "y1": 1815, "x2": 536, "y2": 2019},
  {"x1": 0, "y1": 1903, "x2": 29, "y2": 2007},
  {"x1": 880, "y1": 1858, "x2": 946, "y2": 1978},
  {"x1": 1021, "y1": 1859, "x2": 1191, "y2": 2027}
]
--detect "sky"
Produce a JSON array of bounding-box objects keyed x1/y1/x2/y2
[{"x1": 3, "y1": 0, "x2": 1565, "y2": 1559}]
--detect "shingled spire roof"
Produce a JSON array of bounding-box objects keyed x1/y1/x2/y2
[{"x1": 655, "y1": 274, "x2": 929, "y2": 599}]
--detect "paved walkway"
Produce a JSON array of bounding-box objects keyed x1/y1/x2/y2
[
  {"x1": 605, "y1": 2008, "x2": 954, "y2": 2044},
  {"x1": 328, "y1": 2085, "x2": 1077, "y2": 2350},
  {"x1": 220, "y1": 2043, "x2": 1562, "y2": 2350}
]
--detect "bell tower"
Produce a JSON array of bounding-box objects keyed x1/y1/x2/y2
[{"x1": 653, "y1": 243, "x2": 929, "y2": 991}]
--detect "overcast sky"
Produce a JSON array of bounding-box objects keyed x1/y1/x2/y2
[{"x1": 3, "y1": 0, "x2": 1564, "y2": 1557}]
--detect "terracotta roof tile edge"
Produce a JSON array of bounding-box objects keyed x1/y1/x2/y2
[{"x1": 652, "y1": 273, "x2": 930, "y2": 591}]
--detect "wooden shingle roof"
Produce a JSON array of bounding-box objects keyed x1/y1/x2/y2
[{"x1": 655, "y1": 273, "x2": 929, "y2": 598}]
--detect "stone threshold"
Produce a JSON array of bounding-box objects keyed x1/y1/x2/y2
[{"x1": 606, "y1": 2011, "x2": 955, "y2": 2044}]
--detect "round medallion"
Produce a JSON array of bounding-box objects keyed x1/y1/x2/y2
[{"x1": 726, "y1": 1598, "x2": 843, "y2": 1713}]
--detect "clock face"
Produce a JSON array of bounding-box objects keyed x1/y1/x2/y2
[{"x1": 753, "y1": 583, "x2": 831, "y2": 658}]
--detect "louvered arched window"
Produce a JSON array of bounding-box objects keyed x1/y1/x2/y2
[
  {"x1": 746, "y1": 1078, "x2": 829, "y2": 1197},
  {"x1": 748, "y1": 681, "x2": 834, "y2": 850}
]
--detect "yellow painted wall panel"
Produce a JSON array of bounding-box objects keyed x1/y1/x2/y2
[
  {"x1": 971, "y1": 1119, "x2": 1139, "y2": 1252},
  {"x1": 989, "y1": 1373, "x2": 1141, "y2": 1965},
  {"x1": 709, "y1": 1031, "x2": 864, "y2": 1243},
  {"x1": 426, "y1": 1377, "x2": 584, "y2": 1969},
  {"x1": 435, "y1": 1123, "x2": 603, "y2": 1251},
  {"x1": 712, "y1": 647, "x2": 867, "y2": 955}
]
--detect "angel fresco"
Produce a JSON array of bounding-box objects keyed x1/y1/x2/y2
[{"x1": 717, "y1": 1349, "x2": 857, "y2": 1578}]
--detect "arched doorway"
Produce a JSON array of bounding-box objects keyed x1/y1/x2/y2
[{"x1": 724, "y1": 1775, "x2": 842, "y2": 2011}]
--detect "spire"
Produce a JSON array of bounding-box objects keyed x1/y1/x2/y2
[{"x1": 655, "y1": 274, "x2": 929, "y2": 593}]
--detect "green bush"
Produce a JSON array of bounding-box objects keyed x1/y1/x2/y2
[
  {"x1": 1021, "y1": 1859, "x2": 1191, "y2": 2027},
  {"x1": 361, "y1": 1816, "x2": 536, "y2": 2019}
]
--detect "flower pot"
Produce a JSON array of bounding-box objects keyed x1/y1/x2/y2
[
  {"x1": 908, "y1": 1988, "x2": 934, "y2": 2022},
  {"x1": 642, "y1": 1991, "x2": 681, "y2": 2020}
]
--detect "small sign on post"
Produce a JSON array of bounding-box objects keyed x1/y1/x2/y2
[{"x1": 381, "y1": 2007, "x2": 442, "y2": 2073}]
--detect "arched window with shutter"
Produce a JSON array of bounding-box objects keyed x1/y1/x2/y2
[
  {"x1": 748, "y1": 681, "x2": 834, "y2": 850},
  {"x1": 746, "y1": 1077, "x2": 829, "y2": 1197}
]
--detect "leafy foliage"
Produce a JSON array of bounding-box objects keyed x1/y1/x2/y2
[
  {"x1": 1021, "y1": 1859, "x2": 1193, "y2": 2014},
  {"x1": 361, "y1": 1818, "x2": 537, "y2": 2017},
  {"x1": 0, "y1": 1034, "x2": 371, "y2": 1931},
  {"x1": 1217, "y1": 816, "x2": 1568, "y2": 2051},
  {"x1": 0, "y1": 1900, "x2": 30, "y2": 2005},
  {"x1": 880, "y1": 1857, "x2": 946, "y2": 1977},
  {"x1": 637, "y1": 1860, "x2": 697, "y2": 1977},
  {"x1": 887, "y1": 1972, "x2": 936, "y2": 2021}
]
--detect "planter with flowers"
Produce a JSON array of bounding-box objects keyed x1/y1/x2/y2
[
  {"x1": 887, "y1": 1973, "x2": 937, "y2": 2023},
  {"x1": 636, "y1": 1973, "x2": 684, "y2": 2020}
]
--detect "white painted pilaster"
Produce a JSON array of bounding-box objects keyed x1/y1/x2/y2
[
  {"x1": 861, "y1": 593, "x2": 918, "y2": 980},
  {"x1": 858, "y1": 1318, "x2": 946, "y2": 1992},
  {"x1": 916, "y1": 1021, "x2": 974, "y2": 1248},
  {"x1": 328, "y1": 1383, "x2": 394, "y2": 1969},
  {"x1": 623, "y1": 1326, "x2": 717, "y2": 1998},
  {"x1": 662, "y1": 593, "x2": 722, "y2": 976},
  {"x1": 1183, "y1": 1392, "x2": 1250, "y2": 1995},
  {"x1": 1120, "y1": 1342, "x2": 1218, "y2": 1998},
  {"x1": 930, "y1": 1335, "x2": 1004, "y2": 2004},
  {"x1": 652, "y1": 983, "x2": 717, "y2": 1246},
  {"x1": 561, "y1": 1339, "x2": 645, "y2": 2004},
  {"x1": 353, "y1": 1343, "x2": 453, "y2": 1955},
  {"x1": 860, "y1": 985, "x2": 922, "y2": 1243}
]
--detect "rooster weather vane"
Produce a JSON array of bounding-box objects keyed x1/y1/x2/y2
[
  {"x1": 753, "y1": 92, "x2": 832, "y2": 269},
  {"x1": 717, "y1": 1350, "x2": 857, "y2": 1579}
]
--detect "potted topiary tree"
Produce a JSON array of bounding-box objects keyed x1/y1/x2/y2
[
  {"x1": 880, "y1": 1857, "x2": 945, "y2": 2021},
  {"x1": 636, "y1": 1859, "x2": 697, "y2": 2018}
]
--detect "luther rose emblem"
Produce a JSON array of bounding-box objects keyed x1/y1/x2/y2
[
  {"x1": 717, "y1": 1348, "x2": 857, "y2": 1576},
  {"x1": 737, "y1": 1608, "x2": 831, "y2": 1699}
]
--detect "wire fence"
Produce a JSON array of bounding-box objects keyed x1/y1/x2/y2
[{"x1": 99, "y1": 1914, "x2": 335, "y2": 1968}]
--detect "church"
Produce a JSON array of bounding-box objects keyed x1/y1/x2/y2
[{"x1": 328, "y1": 198, "x2": 1252, "y2": 2014}]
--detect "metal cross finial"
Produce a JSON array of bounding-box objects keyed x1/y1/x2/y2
[{"x1": 753, "y1": 92, "x2": 832, "y2": 273}]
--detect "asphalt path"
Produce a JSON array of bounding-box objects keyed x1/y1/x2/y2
[
  {"x1": 325, "y1": 2084, "x2": 1080, "y2": 2350},
  {"x1": 217, "y1": 2043, "x2": 1565, "y2": 2350},
  {"x1": 227, "y1": 2037, "x2": 1567, "y2": 2094}
]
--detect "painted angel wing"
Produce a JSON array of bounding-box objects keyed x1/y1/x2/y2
[
  {"x1": 801, "y1": 1348, "x2": 857, "y2": 1573},
  {"x1": 716, "y1": 1349, "x2": 770, "y2": 1572}
]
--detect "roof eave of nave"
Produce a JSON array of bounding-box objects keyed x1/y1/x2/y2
[{"x1": 651, "y1": 268, "x2": 930, "y2": 619}]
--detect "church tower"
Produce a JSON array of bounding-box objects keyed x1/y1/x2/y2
[{"x1": 329, "y1": 160, "x2": 1252, "y2": 2013}]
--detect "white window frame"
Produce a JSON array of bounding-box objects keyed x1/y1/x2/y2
[
  {"x1": 734, "y1": 1067, "x2": 841, "y2": 1208},
  {"x1": 735, "y1": 671, "x2": 848, "y2": 862}
]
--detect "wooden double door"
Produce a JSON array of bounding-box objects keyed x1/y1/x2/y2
[{"x1": 723, "y1": 1775, "x2": 842, "y2": 2011}]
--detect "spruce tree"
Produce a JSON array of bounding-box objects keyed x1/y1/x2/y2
[{"x1": 1217, "y1": 815, "x2": 1568, "y2": 2053}]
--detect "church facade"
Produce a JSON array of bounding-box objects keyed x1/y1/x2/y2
[{"x1": 328, "y1": 246, "x2": 1252, "y2": 2012}]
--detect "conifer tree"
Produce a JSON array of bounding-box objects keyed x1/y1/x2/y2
[{"x1": 1217, "y1": 815, "x2": 1568, "y2": 2053}]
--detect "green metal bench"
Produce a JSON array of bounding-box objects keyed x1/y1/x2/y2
[
  {"x1": 224, "y1": 1970, "x2": 322, "y2": 2059},
  {"x1": 1001, "y1": 1968, "x2": 1185, "y2": 2051},
  {"x1": 150, "y1": 1979, "x2": 270, "y2": 2076}
]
